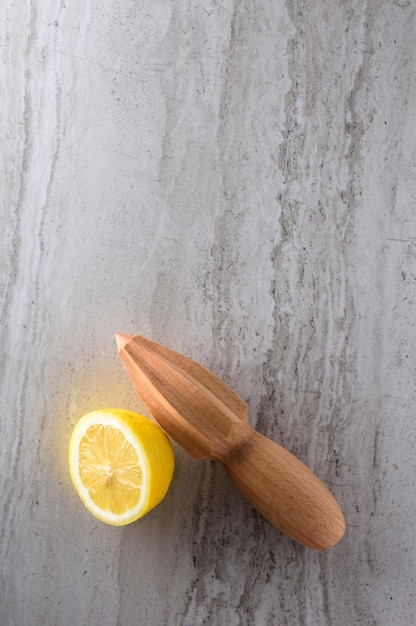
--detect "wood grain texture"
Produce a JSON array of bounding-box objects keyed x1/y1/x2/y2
[
  {"x1": 117, "y1": 334, "x2": 345, "y2": 550},
  {"x1": 1, "y1": 0, "x2": 415, "y2": 624}
]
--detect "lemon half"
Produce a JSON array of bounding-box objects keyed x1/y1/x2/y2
[{"x1": 69, "y1": 409, "x2": 174, "y2": 525}]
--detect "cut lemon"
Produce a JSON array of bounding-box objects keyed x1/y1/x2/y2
[{"x1": 68, "y1": 408, "x2": 175, "y2": 525}]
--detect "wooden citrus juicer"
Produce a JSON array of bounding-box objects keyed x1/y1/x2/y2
[{"x1": 116, "y1": 334, "x2": 345, "y2": 549}]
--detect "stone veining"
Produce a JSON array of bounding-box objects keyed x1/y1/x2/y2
[{"x1": 1, "y1": 1, "x2": 416, "y2": 624}]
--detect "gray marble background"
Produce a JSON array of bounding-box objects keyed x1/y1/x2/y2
[{"x1": 1, "y1": 1, "x2": 415, "y2": 624}]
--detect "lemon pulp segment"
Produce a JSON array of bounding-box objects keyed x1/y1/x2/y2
[{"x1": 78, "y1": 424, "x2": 142, "y2": 515}]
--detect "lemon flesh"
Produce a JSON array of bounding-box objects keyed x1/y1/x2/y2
[{"x1": 69, "y1": 409, "x2": 174, "y2": 525}]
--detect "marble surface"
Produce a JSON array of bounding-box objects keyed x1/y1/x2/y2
[{"x1": 1, "y1": 1, "x2": 416, "y2": 624}]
